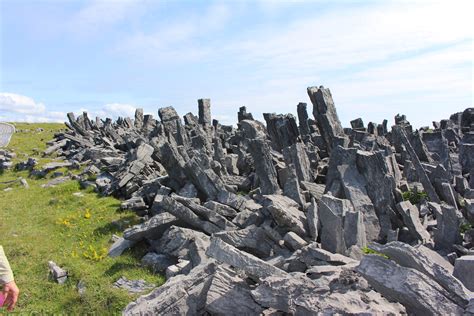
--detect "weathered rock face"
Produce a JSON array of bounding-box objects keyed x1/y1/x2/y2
[
  {"x1": 318, "y1": 194, "x2": 366, "y2": 255},
  {"x1": 263, "y1": 113, "x2": 299, "y2": 151},
  {"x1": 44, "y1": 86, "x2": 473, "y2": 315},
  {"x1": 325, "y1": 146, "x2": 399, "y2": 242},
  {"x1": 357, "y1": 255, "x2": 465, "y2": 315}
]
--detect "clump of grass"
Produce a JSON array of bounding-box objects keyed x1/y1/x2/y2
[
  {"x1": 402, "y1": 189, "x2": 428, "y2": 205},
  {"x1": 362, "y1": 247, "x2": 389, "y2": 259},
  {"x1": 460, "y1": 223, "x2": 473, "y2": 234}
]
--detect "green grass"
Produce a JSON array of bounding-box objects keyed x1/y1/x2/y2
[
  {"x1": 401, "y1": 189, "x2": 428, "y2": 205},
  {"x1": 460, "y1": 223, "x2": 472, "y2": 234},
  {"x1": 362, "y1": 247, "x2": 389, "y2": 259},
  {"x1": 0, "y1": 123, "x2": 164, "y2": 314}
]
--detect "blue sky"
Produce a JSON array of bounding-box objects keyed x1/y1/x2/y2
[{"x1": 0, "y1": 0, "x2": 472, "y2": 127}]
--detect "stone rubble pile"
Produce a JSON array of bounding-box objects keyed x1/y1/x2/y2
[
  {"x1": 44, "y1": 86, "x2": 474, "y2": 315},
  {"x1": 0, "y1": 149, "x2": 15, "y2": 170}
]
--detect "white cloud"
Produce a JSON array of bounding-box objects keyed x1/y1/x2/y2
[
  {"x1": 199, "y1": 1, "x2": 473, "y2": 128},
  {"x1": 0, "y1": 93, "x2": 46, "y2": 114},
  {"x1": 77, "y1": 103, "x2": 137, "y2": 120},
  {"x1": 0, "y1": 93, "x2": 67, "y2": 123},
  {"x1": 226, "y1": 1, "x2": 473, "y2": 71},
  {"x1": 104, "y1": 103, "x2": 137, "y2": 117}
]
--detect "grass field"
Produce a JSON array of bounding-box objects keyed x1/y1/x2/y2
[{"x1": 0, "y1": 123, "x2": 164, "y2": 314}]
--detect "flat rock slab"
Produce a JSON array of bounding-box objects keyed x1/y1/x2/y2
[
  {"x1": 357, "y1": 255, "x2": 464, "y2": 315},
  {"x1": 41, "y1": 176, "x2": 71, "y2": 188},
  {"x1": 114, "y1": 277, "x2": 155, "y2": 294},
  {"x1": 206, "y1": 237, "x2": 287, "y2": 279}
]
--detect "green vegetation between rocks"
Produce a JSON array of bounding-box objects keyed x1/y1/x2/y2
[
  {"x1": 0, "y1": 123, "x2": 164, "y2": 314},
  {"x1": 401, "y1": 189, "x2": 429, "y2": 205},
  {"x1": 362, "y1": 247, "x2": 389, "y2": 259}
]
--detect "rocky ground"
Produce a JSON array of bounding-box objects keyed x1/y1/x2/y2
[{"x1": 42, "y1": 86, "x2": 474, "y2": 315}]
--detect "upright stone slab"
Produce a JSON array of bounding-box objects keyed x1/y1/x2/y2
[
  {"x1": 307, "y1": 86, "x2": 344, "y2": 153},
  {"x1": 453, "y1": 256, "x2": 474, "y2": 291},
  {"x1": 393, "y1": 126, "x2": 441, "y2": 204},
  {"x1": 297, "y1": 102, "x2": 310, "y2": 136},
  {"x1": 282, "y1": 142, "x2": 313, "y2": 182},
  {"x1": 248, "y1": 139, "x2": 281, "y2": 195},
  {"x1": 237, "y1": 106, "x2": 254, "y2": 122},
  {"x1": 431, "y1": 203, "x2": 463, "y2": 250},
  {"x1": 263, "y1": 113, "x2": 299, "y2": 151},
  {"x1": 198, "y1": 98, "x2": 212, "y2": 126},
  {"x1": 134, "y1": 108, "x2": 144, "y2": 129}
]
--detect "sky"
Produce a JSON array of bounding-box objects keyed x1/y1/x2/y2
[{"x1": 0, "y1": 0, "x2": 473, "y2": 128}]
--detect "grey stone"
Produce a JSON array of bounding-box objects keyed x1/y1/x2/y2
[
  {"x1": 263, "y1": 195, "x2": 307, "y2": 237},
  {"x1": 123, "y1": 261, "x2": 217, "y2": 315},
  {"x1": 281, "y1": 164, "x2": 306, "y2": 206},
  {"x1": 393, "y1": 126, "x2": 441, "y2": 203},
  {"x1": 141, "y1": 252, "x2": 176, "y2": 273},
  {"x1": 205, "y1": 265, "x2": 265, "y2": 315},
  {"x1": 203, "y1": 201, "x2": 238, "y2": 218},
  {"x1": 160, "y1": 196, "x2": 221, "y2": 235},
  {"x1": 206, "y1": 237, "x2": 287, "y2": 279},
  {"x1": 307, "y1": 86, "x2": 344, "y2": 152},
  {"x1": 370, "y1": 242, "x2": 471, "y2": 307},
  {"x1": 283, "y1": 232, "x2": 307, "y2": 251},
  {"x1": 114, "y1": 276, "x2": 155, "y2": 294},
  {"x1": 171, "y1": 194, "x2": 238, "y2": 231},
  {"x1": 238, "y1": 119, "x2": 267, "y2": 140},
  {"x1": 166, "y1": 260, "x2": 192, "y2": 279},
  {"x1": 431, "y1": 203, "x2": 463, "y2": 250},
  {"x1": 178, "y1": 182, "x2": 198, "y2": 198},
  {"x1": 298, "y1": 242, "x2": 357, "y2": 266},
  {"x1": 198, "y1": 98, "x2": 212, "y2": 126},
  {"x1": 282, "y1": 143, "x2": 313, "y2": 182},
  {"x1": 120, "y1": 196, "x2": 147, "y2": 212},
  {"x1": 184, "y1": 154, "x2": 227, "y2": 200},
  {"x1": 319, "y1": 194, "x2": 366, "y2": 255},
  {"x1": 357, "y1": 255, "x2": 464, "y2": 315},
  {"x1": 248, "y1": 139, "x2": 281, "y2": 195},
  {"x1": 108, "y1": 237, "x2": 136, "y2": 257},
  {"x1": 306, "y1": 197, "x2": 319, "y2": 241},
  {"x1": 214, "y1": 227, "x2": 274, "y2": 258},
  {"x1": 152, "y1": 226, "x2": 210, "y2": 268},
  {"x1": 453, "y1": 256, "x2": 474, "y2": 291},
  {"x1": 123, "y1": 212, "x2": 179, "y2": 241},
  {"x1": 324, "y1": 146, "x2": 395, "y2": 242},
  {"x1": 48, "y1": 261, "x2": 67, "y2": 284},
  {"x1": 297, "y1": 102, "x2": 311, "y2": 136},
  {"x1": 41, "y1": 176, "x2": 71, "y2": 188},
  {"x1": 251, "y1": 272, "x2": 405, "y2": 315},
  {"x1": 237, "y1": 106, "x2": 254, "y2": 122},
  {"x1": 460, "y1": 143, "x2": 474, "y2": 174},
  {"x1": 396, "y1": 201, "x2": 430, "y2": 243},
  {"x1": 263, "y1": 113, "x2": 299, "y2": 151}
]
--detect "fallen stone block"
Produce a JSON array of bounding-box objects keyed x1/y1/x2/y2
[
  {"x1": 206, "y1": 237, "x2": 286, "y2": 279},
  {"x1": 123, "y1": 212, "x2": 180, "y2": 241},
  {"x1": 108, "y1": 237, "x2": 137, "y2": 257},
  {"x1": 356, "y1": 255, "x2": 464, "y2": 315}
]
